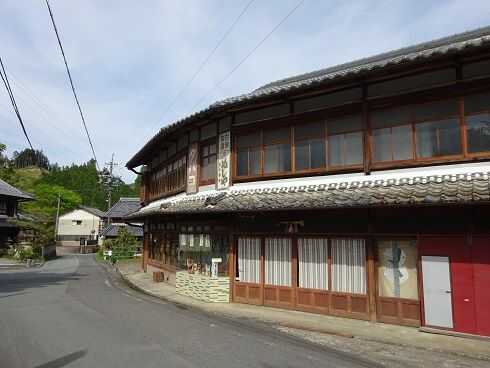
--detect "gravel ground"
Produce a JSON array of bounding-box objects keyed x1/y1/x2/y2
[{"x1": 277, "y1": 327, "x2": 490, "y2": 368}]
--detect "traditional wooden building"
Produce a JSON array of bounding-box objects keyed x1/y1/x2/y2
[
  {"x1": 0, "y1": 178, "x2": 34, "y2": 248},
  {"x1": 126, "y1": 27, "x2": 490, "y2": 337}
]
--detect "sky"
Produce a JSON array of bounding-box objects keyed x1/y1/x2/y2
[{"x1": 1, "y1": 0, "x2": 490, "y2": 183}]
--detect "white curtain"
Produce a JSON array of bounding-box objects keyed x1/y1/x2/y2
[
  {"x1": 331, "y1": 238, "x2": 366, "y2": 294},
  {"x1": 298, "y1": 238, "x2": 328, "y2": 290},
  {"x1": 238, "y1": 237, "x2": 261, "y2": 283},
  {"x1": 265, "y1": 238, "x2": 292, "y2": 286}
]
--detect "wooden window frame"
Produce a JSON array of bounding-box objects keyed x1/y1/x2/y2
[
  {"x1": 147, "y1": 154, "x2": 187, "y2": 201},
  {"x1": 326, "y1": 122, "x2": 365, "y2": 170},
  {"x1": 199, "y1": 138, "x2": 217, "y2": 186},
  {"x1": 464, "y1": 107, "x2": 490, "y2": 158},
  {"x1": 262, "y1": 126, "x2": 292, "y2": 175},
  {"x1": 370, "y1": 124, "x2": 414, "y2": 163},
  {"x1": 234, "y1": 131, "x2": 262, "y2": 178},
  {"x1": 293, "y1": 122, "x2": 327, "y2": 173}
]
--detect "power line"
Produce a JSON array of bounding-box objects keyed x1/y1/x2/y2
[
  {"x1": 0, "y1": 56, "x2": 34, "y2": 150},
  {"x1": 150, "y1": 0, "x2": 256, "y2": 134},
  {"x1": 190, "y1": 0, "x2": 305, "y2": 112},
  {"x1": 45, "y1": 0, "x2": 100, "y2": 171}
]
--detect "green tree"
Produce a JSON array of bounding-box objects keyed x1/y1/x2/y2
[
  {"x1": 110, "y1": 227, "x2": 139, "y2": 262},
  {"x1": 23, "y1": 184, "x2": 82, "y2": 219}
]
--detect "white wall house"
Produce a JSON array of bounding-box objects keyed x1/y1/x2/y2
[{"x1": 57, "y1": 206, "x2": 105, "y2": 246}]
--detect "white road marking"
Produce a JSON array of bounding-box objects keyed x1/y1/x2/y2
[{"x1": 104, "y1": 279, "x2": 113, "y2": 288}]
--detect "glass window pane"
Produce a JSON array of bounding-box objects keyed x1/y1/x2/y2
[
  {"x1": 249, "y1": 147, "x2": 261, "y2": 175},
  {"x1": 467, "y1": 113, "x2": 490, "y2": 153},
  {"x1": 416, "y1": 119, "x2": 461, "y2": 157},
  {"x1": 329, "y1": 134, "x2": 343, "y2": 166},
  {"x1": 373, "y1": 128, "x2": 391, "y2": 162},
  {"x1": 295, "y1": 141, "x2": 309, "y2": 171},
  {"x1": 295, "y1": 122, "x2": 324, "y2": 140},
  {"x1": 237, "y1": 149, "x2": 248, "y2": 176},
  {"x1": 263, "y1": 127, "x2": 290, "y2": 144},
  {"x1": 264, "y1": 144, "x2": 291, "y2": 173},
  {"x1": 209, "y1": 143, "x2": 216, "y2": 155},
  {"x1": 377, "y1": 240, "x2": 418, "y2": 300},
  {"x1": 344, "y1": 132, "x2": 363, "y2": 165},
  {"x1": 310, "y1": 139, "x2": 326, "y2": 169},
  {"x1": 392, "y1": 125, "x2": 413, "y2": 160},
  {"x1": 438, "y1": 119, "x2": 461, "y2": 156},
  {"x1": 331, "y1": 239, "x2": 366, "y2": 294}
]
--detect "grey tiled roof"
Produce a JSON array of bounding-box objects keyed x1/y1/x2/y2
[
  {"x1": 127, "y1": 172, "x2": 490, "y2": 218},
  {"x1": 127, "y1": 26, "x2": 490, "y2": 168},
  {"x1": 80, "y1": 206, "x2": 106, "y2": 218},
  {"x1": 101, "y1": 223, "x2": 143, "y2": 238},
  {"x1": 0, "y1": 178, "x2": 34, "y2": 200},
  {"x1": 104, "y1": 197, "x2": 141, "y2": 219}
]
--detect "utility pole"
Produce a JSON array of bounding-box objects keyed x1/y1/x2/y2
[
  {"x1": 104, "y1": 153, "x2": 118, "y2": 224},
  {"x1": 54, "y1": 193, "x2": 61, "y2": 241}
]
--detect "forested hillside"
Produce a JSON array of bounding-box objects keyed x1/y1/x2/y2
[{"x1": 0, "y1": 143, "x2": 139, "y2": 246}]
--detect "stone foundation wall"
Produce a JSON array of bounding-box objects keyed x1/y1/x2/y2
[{"x1": 176, "y1": 271, "x2": 230, "y2": 303}]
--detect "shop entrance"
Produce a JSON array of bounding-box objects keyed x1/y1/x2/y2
[{"x1": 233, "y1": 236, "x2": 370, "y2": 320}]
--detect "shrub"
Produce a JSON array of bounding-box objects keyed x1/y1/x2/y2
[{"x1": 110, "y1": 228, "x2": 138, "y2": 263}]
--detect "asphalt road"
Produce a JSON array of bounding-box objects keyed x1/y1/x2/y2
[{"x1": 0, "y1": 255, "x2": 379, "y2": 368}]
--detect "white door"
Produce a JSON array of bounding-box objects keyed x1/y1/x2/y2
[{"x1": 422, "y1": 256, "x2": 453, "y2": 328}]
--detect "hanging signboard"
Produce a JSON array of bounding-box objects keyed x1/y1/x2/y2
[
  {"x1": 187, "y1": 142, "x2": 198, "y2": 194},
  {"x1": 216, "y1": 131, "x2": 231, "y2": 190}
]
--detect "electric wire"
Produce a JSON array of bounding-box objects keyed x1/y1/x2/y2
[
  {"x1": 190, "y1": 0, "x2": 305, "y2": 112},
  {"x1": 152, "y1": 0, "x2": 256, "y2": 130},
  {"x1": 0, "y1": 56, "x2": 34, "y2": 150},
  {"x1": 45, "y1": 0, "x2": 100, "y2": 171}
]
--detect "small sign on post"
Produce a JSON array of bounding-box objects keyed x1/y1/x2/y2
[{"x1": 211, "y1": 257, "x2": 222, "y2": 278}]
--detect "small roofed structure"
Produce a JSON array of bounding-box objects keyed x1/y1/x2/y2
[{"x1": 0, "y1": 178, "x2": 34, "y2": 248}]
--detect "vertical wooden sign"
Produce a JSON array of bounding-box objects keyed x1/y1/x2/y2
[
  {"x1": 217, "y1": 131, "x2": 231, "y2": 190},
  {"x1": 187, "y1": 142, "x2": 198, "y2": 194}
]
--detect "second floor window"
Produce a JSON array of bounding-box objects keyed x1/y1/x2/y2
[
  {"x1": 236, "y1": 132, "x2": 261, "y2": 177},
  {"x1": 328, "y1": 114, "x2": 363, "y2": 167},
  {"x1": 263, "y1": 127, "x2": 291, "y2": 174},
  {"x1": 200, "y1": 142, "x2": 217, "y2": 184},
  {"x1": 294, "y1": 121, "x2": 325, "y2": 171}
]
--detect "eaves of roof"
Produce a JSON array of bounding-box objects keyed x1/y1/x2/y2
[
  {"x1": 0, "y1": 179, "x2": 34, "y2": 200},
  {"x1": 126, "y1": 25, "x2": 490, "y2": 169},
  {"x1": 126, "y1": 171, "x2": 490, "y2": 219}
]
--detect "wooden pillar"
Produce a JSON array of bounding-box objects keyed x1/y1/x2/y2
[
  {"x1": 366, "y1": 237, "x2": 377, "y2": 322},
  {"x1": 366, "y1": 209, "x2": 377, "y2": 321}
]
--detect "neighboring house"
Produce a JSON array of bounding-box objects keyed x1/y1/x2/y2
[
  {"x1": 100, "y1": 197, "x2": 142, "y2": 241},
  {"x1": 56, "y1": 206, "x2": 105, "y2": 246},
  {"x1": 0, "y1": 178, "x2": 34, "y2": 247},
  {"x1": 126, "y1": 26, "x2": 490, "y2": 337}
]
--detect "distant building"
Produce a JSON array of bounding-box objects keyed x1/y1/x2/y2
[
  {"x1": 100, "y1": 197, "x2": 142, "y2": 241},
  {"x1": 56, "y1": 206, "x2": 105, "y2": 246},
  {"x1": 0, "y1": 178, "x2": 34, "y2": 247}
]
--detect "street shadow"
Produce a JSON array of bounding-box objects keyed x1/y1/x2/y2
[
  {"x1": 33, "y1": 349, "x2": 87, "y2": 368},
  {"x1": 0, "y1": 271, "x2": 86, "y2": 294}
]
